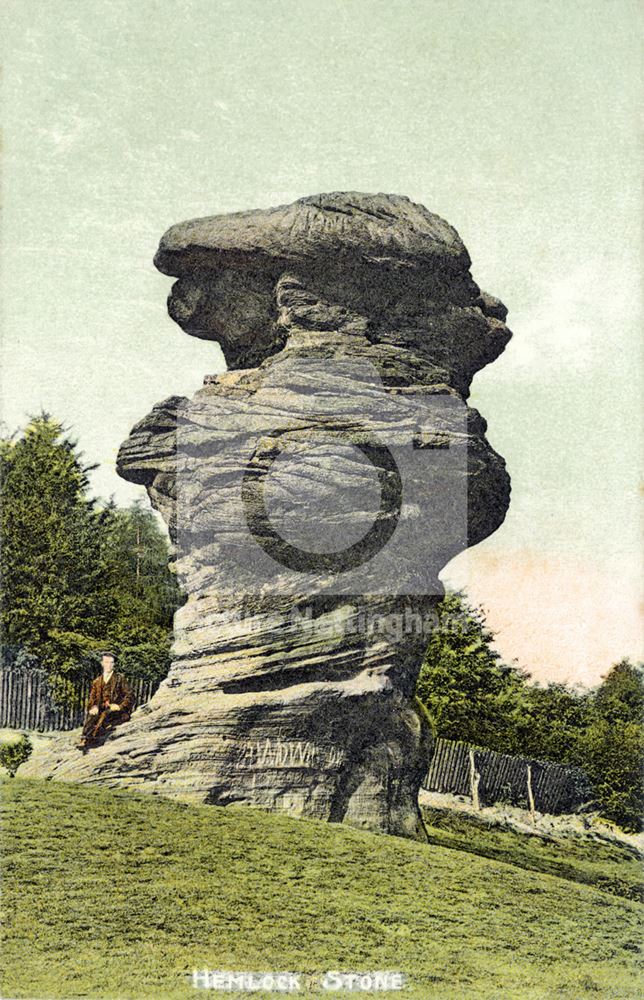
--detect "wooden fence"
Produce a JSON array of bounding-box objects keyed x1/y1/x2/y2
[
  {"x1": 0, "y1": 668, "x2": 161, "y2": 732},
  {"x1": 1, "y1": 672, "x2": 592, "y2": 815},
  {"x1": 422, "y1": 737, "x2": 591, "y2": 815}
]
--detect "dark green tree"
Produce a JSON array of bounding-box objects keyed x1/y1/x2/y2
[
  {"x1": 415, "y1": 590, "x2": 528, "y2": 752},
  {"x1": 580, "y1": 660, "x2": 644, "y2": 831},
  {"x1": 416, "y1": 595, "x2": 643, "y2": 831},
  {"x1": 506, "y1": 682, "x2": 592, "y2": 764},
  {"x1": 0, "y1": 416, "x2": 182, "y2": 695},
  {"x1": 97, "y1": 500, "x2": 183, "y2": 679},
  {"x1": 592, "y1": 658, "x2": 644, "y2": 725},
  {"x1": 100, "y1": 500, "x2": 181, "y2": 626},
  {"x1": 0, "y1": 414, "x2": 116, "y2": 674}
]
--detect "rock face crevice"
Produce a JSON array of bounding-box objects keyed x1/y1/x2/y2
[{"x1": 21, "y1": 193, "x2": 511, "y2": 841}]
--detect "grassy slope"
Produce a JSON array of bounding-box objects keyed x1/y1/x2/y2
[
  {"x1": 421, "y1": 806, "x2": 644, "y2": 903},
  {"x1": 0, "y1": 778, "x2": 642, "y2": 1000}
]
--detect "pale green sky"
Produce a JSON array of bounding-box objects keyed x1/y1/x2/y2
[{"x1": 1, "y1": 0, "x2": 641, "y2": 683}]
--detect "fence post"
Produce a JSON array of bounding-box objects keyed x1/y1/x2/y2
[
  {"x1": 469, "y1": 748, "x2": 481, "y2": 811},
  {"x1": 526, "y1": 763, "x2": 536, "y2": 824}
]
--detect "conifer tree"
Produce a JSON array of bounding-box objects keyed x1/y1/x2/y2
[{"x1": 0, "y1": 414, "x2": 115, "y2": 671}]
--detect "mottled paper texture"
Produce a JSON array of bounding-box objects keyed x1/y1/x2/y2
[{"x1": 1, "y1": 2, "x2": 641, "y2": 999}]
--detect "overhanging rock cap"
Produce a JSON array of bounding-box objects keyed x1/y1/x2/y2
[{"x1": 154, "y1": 191, "x2": 472, "y2": 279}]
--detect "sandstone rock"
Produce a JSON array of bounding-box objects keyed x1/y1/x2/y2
[{"x1": 21, "y1": 193, "x2": 511, "y2": 841}]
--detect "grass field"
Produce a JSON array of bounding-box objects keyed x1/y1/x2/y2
[
  {"x1": 1, "y1": 776, "x2": 642, "y2": 999},
  {"x1": 421, "y1": 805, "x2": 644, "y2": 903}
]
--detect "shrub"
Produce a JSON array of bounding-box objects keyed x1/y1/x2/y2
[
  {"x1": 580, "y1": 719, "x2": 644, "y2": 832},
  {"x1": 0, "y1": 733, "x2": 33, "y2": 777}
]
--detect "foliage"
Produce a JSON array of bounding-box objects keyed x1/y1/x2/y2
[
  {"x1": 593, "y1": 658, "x2": 644, "y2": 724},
  {"x1": 0, "y1": 415, "x2": 182, "y2": 700},
  {"x1": 0, "y1": 644, "x2": 40, "y2": 672},
  {"x1": 99, "y1": 500, "x2": 183, "y2": 631},
  {"x1": 414, "y1": 593, "x2": 643, "y2": 831},
  {"x1": 415, "y1": 591, "x2": 527, "y2": 753},
  {"x1": 116, "y1": 641, "x2": 173, "y2": 681},
  {"x1": 0, "y1": 733, "x2": 32, "y2": 777},
  {"x1": 580, "y1": 660, "x2": 644, "y2": 831},
  {"x1": 95, "y1": 500, "x2": 183, "y2": 681},
  {"x1": 0, "y1": 415, "x2": 115, "y2": 664},
  {"x1": 1, "y1": 779, "x2": 642, "y2": 1000},
  {"x1": 505, "y1": 681, "x2": 593, "y2": 764}
]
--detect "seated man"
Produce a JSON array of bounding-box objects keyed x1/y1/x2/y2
[{"x1": 78, "y1": 651, "x2": 135, "y2": 752}]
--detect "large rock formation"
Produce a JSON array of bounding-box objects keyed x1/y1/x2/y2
[{"x1": 21, "y1": 193, "x2": 511, "y2": 841}]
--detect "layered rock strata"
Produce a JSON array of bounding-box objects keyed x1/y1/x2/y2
[{"x1": 20, "y1": 193, "x2": 511, "y2": 841}]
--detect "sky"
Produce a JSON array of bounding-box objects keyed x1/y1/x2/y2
[{"x1": 1, "y1": 0, "x2": 641, "y2": 686}]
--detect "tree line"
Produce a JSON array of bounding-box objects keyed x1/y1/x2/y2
[
  {"x1": 1, "y1": 415, "x2": 642, "y2": 830},
  {"x1": 0, "y1": 415, "x2": 182, "y2": 706},
  {"x1": 415, "y1": 591, "x2": 643, "y2": 831}
]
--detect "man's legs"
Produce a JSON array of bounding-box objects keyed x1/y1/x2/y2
[
  {"x1": 78, "y1": 709, "x2": 110, "y2": 750},
  {"x1": 77, "y1": 709, "x2": 127, "y2": 751}
]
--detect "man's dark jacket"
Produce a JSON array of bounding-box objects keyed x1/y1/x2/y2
[{"x1": 88, "y1": 671, "x2": 135, "y2": 720}]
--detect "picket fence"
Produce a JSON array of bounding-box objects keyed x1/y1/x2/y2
[
  {"x1": 0, "y1": 668, "x2": 160, "y2": 732},
  {"x1": 422, "y1": 737, "x2": 591, "y2": 815}
]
